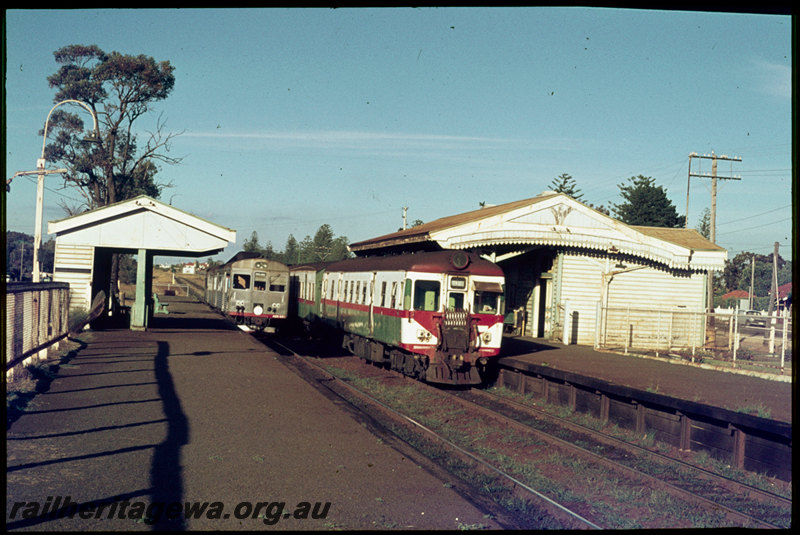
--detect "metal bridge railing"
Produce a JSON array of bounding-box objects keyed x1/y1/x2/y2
[{"x1": 5, "y1": 282, "x2": 71, "y2": 381}]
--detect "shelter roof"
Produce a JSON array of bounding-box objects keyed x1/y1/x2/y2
[
  {"x1": 48, "y1": 195, "x2": 236, "y2": 257},
  {"x1": 350, "y1": 191, "x2": 727, "y2": 271}
]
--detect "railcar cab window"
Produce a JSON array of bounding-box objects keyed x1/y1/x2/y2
[
  {"x1": 448, "y1": 292, "x2": 465, "y2": 310},
  {"x1": 233, "y1": 273, "x2": 250, "y2": 290},
  {"x1": 254, "y1": 272, "x2": 267, "y2": 291},
  {"x1": 408, "y1": 279, "x2": 440, "y2": 312},
  {"x1": 473, "y1": 281, "x2": 504, "y2": 315},
  {"x1": 448, "y1": 277, "x2": 467, "y2": 309},
  {"x1": 269, "y1": 275, "x2": 286, "y2": 293}
]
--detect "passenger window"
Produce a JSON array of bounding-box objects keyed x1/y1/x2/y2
[
  {"x1": 233, "y1": 273, "x2": 250, "y2": 290},
  {"x1": 381, "y1": 281, "x2": 387, "y2": 307},
  {"x1": 390, "y1": 282, "x2": 398, "y2": 309}
]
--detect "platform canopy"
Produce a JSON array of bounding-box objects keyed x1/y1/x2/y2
[
  {"x1": 48, "y1": 195, "x2": 236, "y2": 256},
  {"x1": 48, "y1": 195, "x2": 236, "y2": 330},
  {"x1": 350, "y1": 191, "x2": 727, "y2": 272}
]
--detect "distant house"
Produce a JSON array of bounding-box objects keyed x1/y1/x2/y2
[
  {"x1": 720, "y1": 289, "x2": 755, "y2": 311},
  {"x1": 778, "y1": 282, "x2": 792, "y2": 311},
  {"x1": 182, "y1": 263, "x2": 196, "y2": 275}
]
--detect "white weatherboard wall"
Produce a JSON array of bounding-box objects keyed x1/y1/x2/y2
[
  {"x1": 556, "y1": 253, "x2": 706, "y2": 347},
  {"x1": 559, "y1": 253, "x2": 604, "y2": 345},
  {"x1": 602, "y1": 261, "x2": 706, "y2": 350},
  {"x1": 53, "y1": 243, "x2": 94, "y2": 313}
]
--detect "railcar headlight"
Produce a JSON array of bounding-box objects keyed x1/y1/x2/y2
[
  {"x1": 481, "y1": 331, "x2": 492, "y2": 344},
  {"x1": 416, "y1": 329, "x2": 432, "y2": 342},
  {"x1": 253, "y1": 305, "x2": 264, "y2": 316}
]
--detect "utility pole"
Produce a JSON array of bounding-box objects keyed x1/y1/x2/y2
[
  {"x1": 765, "y1": 242, "x2": 780, "y2": 351},
  {"x1": 402, "y1": 206, "x2": 408, "y2": 230},
  {"x1": 687, "y1": 151, "x2": 742, "y2": 312},
  {"x1": 767, "y1": 242, "x2": 779, "y2": 316},
  {"x1": 749, "y1": 254, "x2": 755, "y2": 310}
]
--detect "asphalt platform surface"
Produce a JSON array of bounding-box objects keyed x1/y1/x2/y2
[
  {"x1": 7, "y1": 296, "x2": 793, "y2": 531},
  {"x1": 7, "y1": 297, "x2": 506, "y2": 531},
  {"x1": 498, "y1": 335, "x2": 793, "y2": 424}
]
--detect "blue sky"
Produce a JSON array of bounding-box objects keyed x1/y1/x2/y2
[{"x1": 4, "y1": 7, "x2": 793, "y2": 263}]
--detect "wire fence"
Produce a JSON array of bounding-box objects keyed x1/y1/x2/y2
[
  {"x1": 596, "y1": 305, "x2": 792, "y2": 375},
  {"x1": 6, "y1": 282, "x2": 71, "y2": 381}
]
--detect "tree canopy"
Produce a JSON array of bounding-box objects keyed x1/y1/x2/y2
[
  {"x1": 548, "y1": 173, "x2": 583, "y2": 201},
  {"x1": 240, "y1": 225, "x2": 351, "y2": 265},
  {"x1": 43, "y1": 44, "x2": 179, "y2": 214},
  {"x1": 611, "y1": 175, "x2": 685, "y2": 228}
]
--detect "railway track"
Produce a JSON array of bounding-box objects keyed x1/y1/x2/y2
[
  {"x1": 264, "y1": 337, "x2": 599, "y2": 529},
  {"x1": 453, "y1": 388, "x2": 792, "y2": 529},
  {"x1": 260, "y1": 335, "x2": 791, "y2": 529}
]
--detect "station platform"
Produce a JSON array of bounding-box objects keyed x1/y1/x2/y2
[
  {"x1": 498, "y1": 336, "x2": 793, "y2": 424},
  {"x1": 7, "y1": 296, "x2": 506, "y2": 531}
]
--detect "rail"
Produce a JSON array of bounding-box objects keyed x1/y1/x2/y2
[
  {"x1": 6, "y1": 282, "x2": 71, "y2": 380},
  {"x1": 495, "y1": 361, "x2": 792, "y2": 482}
]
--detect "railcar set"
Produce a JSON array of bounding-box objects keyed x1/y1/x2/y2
[
  {"x1": 205, "y1": 251, "x2": 290, "y2": 331},
  {"x1": 206, "y1": 250, "x2": 506, "y2": 386}
]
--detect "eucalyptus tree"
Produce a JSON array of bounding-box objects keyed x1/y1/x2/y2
[
  {"x1": 42, "y1": 44, "x2": 180, "y2": 293},
  {"x1": 43, "y1": 44, "x2": 180, "y2": 213}
]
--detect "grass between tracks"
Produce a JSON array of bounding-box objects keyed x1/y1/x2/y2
[{"x1": 319, "y1": 362, "x2": 791, "y2": 529}]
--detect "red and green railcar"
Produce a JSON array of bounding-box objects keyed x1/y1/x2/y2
[{"x1": 290, "y1": 250, "x2": 505, "y2": 385}]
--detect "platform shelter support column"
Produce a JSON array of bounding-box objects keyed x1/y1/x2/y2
[{"x1": 131, "y1": 249, "x2": 154, "y2": 331}]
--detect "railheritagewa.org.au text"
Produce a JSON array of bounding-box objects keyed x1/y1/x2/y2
[{"x1": 8, "y1": 496, "x2": 331, "y2": 525}]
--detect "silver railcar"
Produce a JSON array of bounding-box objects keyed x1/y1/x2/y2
[{"x1": 205, "y1": 252, "x2": 289, "y2": 331}]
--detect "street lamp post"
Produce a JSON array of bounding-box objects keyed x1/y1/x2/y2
[{"x1": 31, "y1": 99, "x2": 99, "y2": 283}]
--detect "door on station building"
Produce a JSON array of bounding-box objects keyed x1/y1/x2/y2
[{"x1": 498, "y1": 247, "x2": 555, "y2": 338}]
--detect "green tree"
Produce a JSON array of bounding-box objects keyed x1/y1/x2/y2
[
  {"x1": 720, "y1": 251, "x2": 790, "y2": 305},
  {"x1": 697, "y1": 208, "x2": 711, "y2": 239},
  {"x1": 296, "y1": 224, "x2": 350, "y2": 263},
  {"x1": 44, "y1": 44, "x2": 179, "y2": 213},
  {"x1": 6, "y1": 231, "x2": 33, "y2": 281},
  {"x1": 242, "y1": 231, "x2": 275, "y2": 259},
  {"x1": 549, "y1": 173, "x2": 583, "y2": 201},
  {"x1": 611, "y1": 175, "x2": 685, "y2": 227},
  {"x1": 44, "y1": 45, "x2": 179, "y2": 295},
  {"x1": 243, "y1": 231, "x2": 262, "y2": 253},
  {"x1": 282, "y1": 234, "x2": 300, "y2": 265}
]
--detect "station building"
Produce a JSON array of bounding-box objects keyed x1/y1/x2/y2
[
  {"x1": 349, "y1": 191, "x2": 727, "y2": 348},
  {"x1": 48, "y1": 195, "x2": 235, "y2": 330}
]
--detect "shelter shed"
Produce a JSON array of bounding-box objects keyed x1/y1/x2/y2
[{"x1": 48, "y1": 195, "x2": 235, "y2": 330}]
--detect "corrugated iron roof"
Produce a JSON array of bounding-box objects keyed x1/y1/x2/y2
[
  {"x1": 350, "y1": 193, "x2": 554, "y2": 250},
  {"x1": 350, "y1": 191, "x2": 724, "y2": 254},
  {"x1": 629, "y1": 225, "x2": 725, "y2": 252}
]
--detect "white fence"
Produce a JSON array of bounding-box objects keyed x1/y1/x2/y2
[
  {"x1": 589, "y1": 303, "x2": 792, "y2": 372},
  {"x1": 5, "y1": 282, "x2": 71, "y2": 381}
]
